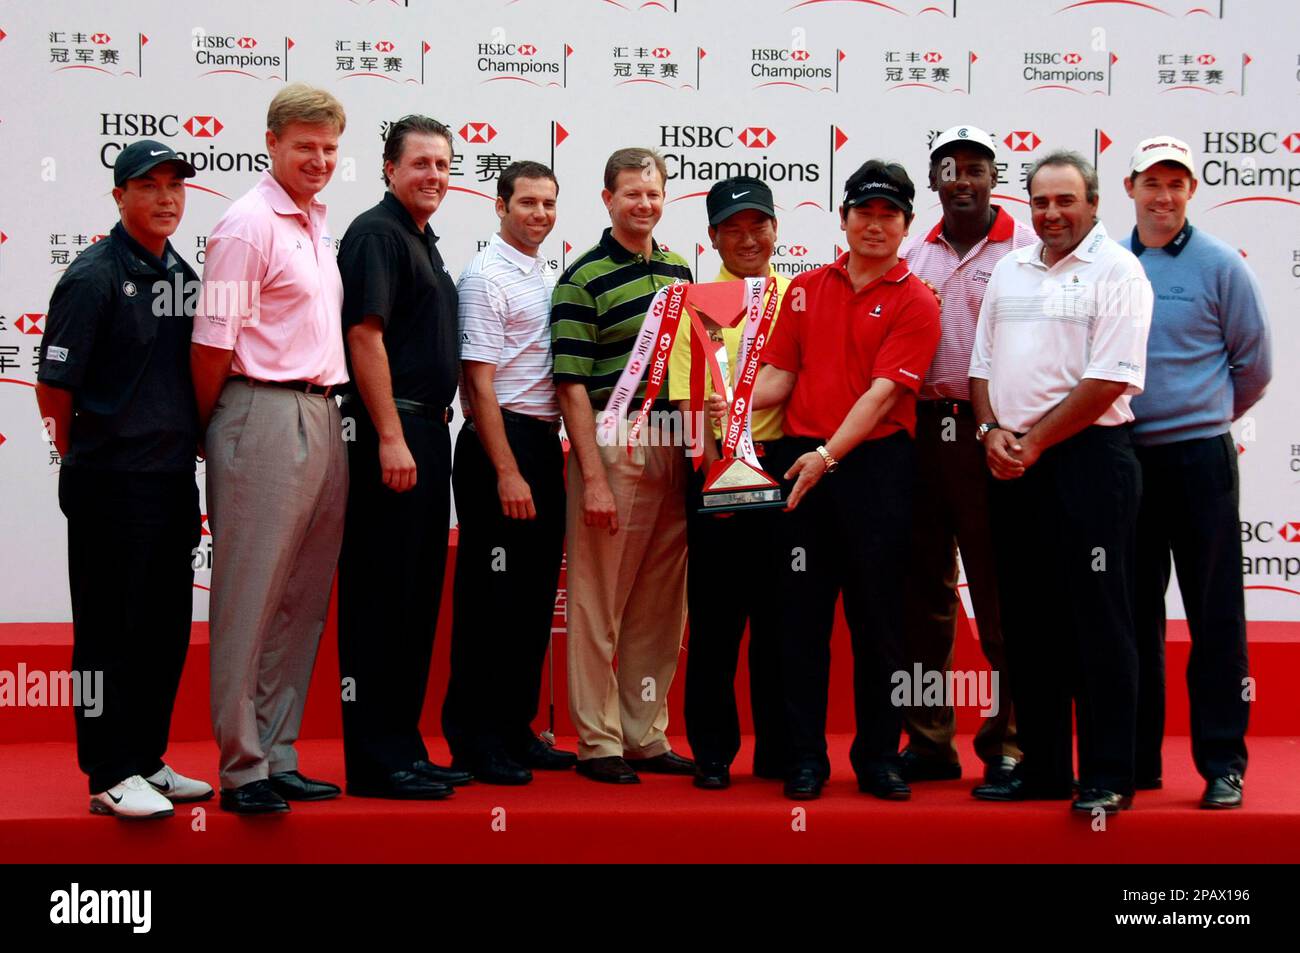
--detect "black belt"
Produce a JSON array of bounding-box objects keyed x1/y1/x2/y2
[
  {"x1": 917, "y1": 398, "x2": 972, "y2": 416},
  {"x1": 468, "y1": 407, "x2": 561, "y2": 436},
  {"x1": 232, "y1": 375, "x2": 337, "y2": 398},
  {"x1": 393, "y1": 397, "x2": 454, "y2": 424}
]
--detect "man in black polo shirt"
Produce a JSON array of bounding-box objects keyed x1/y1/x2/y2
[
  {"x1": 36, "y1": 141, "x2": 212, "y2": 818},
  {"x1": 336, "y1": 115, "x2": 470, "y2": 799}
]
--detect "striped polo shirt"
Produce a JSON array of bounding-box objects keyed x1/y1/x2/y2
[
  {"x1": 900, "y1": 206, "x2": 1035, "y2": 401},
  {"x1": 458, "y1": 232, "x2": 560, "y2": 421},
  {"x1": 550, "y1": 227, "x2": 694, "y2": 407}
]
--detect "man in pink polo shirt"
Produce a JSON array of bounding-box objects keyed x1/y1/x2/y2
[
  {"x1": 897, "y1": 125, "x2": 1035, "y2": 787},
  {"x1": 191, "y1": 84, "x2": 349, "y2": 814}
]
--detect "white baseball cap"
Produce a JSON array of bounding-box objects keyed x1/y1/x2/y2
[
  {"x1": 929, "y1": 124, "x2": 997, "y2": 161},
  {"x1": 1129, "y1": 135, "x2": 1196, "y2": 176}
]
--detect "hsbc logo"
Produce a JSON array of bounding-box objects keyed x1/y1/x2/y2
[
  {"x1": 15, "y1": 314, "x2": 45, "y2": 335},
  {"x1": 375, "y1": 40, "x2": 394, "y2": 53},
  {"x1": 518, "y1": 44, "x2": 537, "y2": 56},
  {"x1": 923, "y1": 51, "x2": 942, "y2": 63},
  {"x1": 776, "y1": 244, "x2": 808, "y2": 257},
  {"x1": 459, "y1": 122, "x2": 498, "y2": 144},
  {"x1": 651, "y1": 47, "x2": 671, "y2": 58},
  {"x1": 184, "y1": 115, "x2": 223, "y2": 137},
  {"x1": 1004, "y1": 131, "x2": 1041, "y2": 152},
  {"x1": 1283, "y1": 134, "x2": 1300, "y2": 154},
  {"x1": 90, "y1": 33, "x2": 110, "y2": 45},
  {"x1": 738, "y1": 127, "x2": 776, "y2": 148},
  {"x1": 791, "y1": 49, "x2": 810, "y2": 61},
  {"x1": 237, "y1": 36, "x2": 256, "y2": 49},
  {"x1": 1063, "y1": 52, "x2": 1082, "y2": 64},
  {"x1": 1282, "y1": 522, "x2": 1300, "y2": 543},
  {"x1": 1197, "y1": 53, "x2": 1215, "y2": 65}
]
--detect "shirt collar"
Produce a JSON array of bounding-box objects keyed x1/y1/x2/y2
[
  {"x1": 831, "y1": 252, "x2": 912, "y2": 288},
  {"x1": 1130, "y1": 219, "x2": 1194, "y2": 258},
  {"x1": 924, "y1": 205, "x2": 1017, "y2": 246},
  {"x1": 1017, "y1": 220, "x2": 1108, "y2": 268},
  {"x1": 715, "y1": 262, "x2": 779, "y2": 282},
  {"x1": 599, "y1": 226, "x2": 665, "y2": 263},
  {"x1": 111, "y1": 222, "x2": 175, "y2": 277},
  {"x1": 381, "y1": 190, "x2": 437, "y2": 242},
  {"x1": 257, "y1": 172, "x2": 325, "y2": 220},
  {"x1": 490, "y1": 232, "x2": 541, "y2": 273}
]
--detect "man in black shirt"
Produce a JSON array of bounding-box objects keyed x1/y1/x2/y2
[
  {"x1": 36, "y1": 141, "x2": 211, "y2": 819},
  {"x1": 336, "y1": 115, "x2": 470, "y2": 799}
]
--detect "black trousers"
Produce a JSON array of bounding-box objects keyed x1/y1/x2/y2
[
  {"x1": 683, "y1": 441, "x2": 792, "y2": 774},
  {"x1": 59, "y1": 467, "x2": 200, "y2": 794},
  {"x1": 988, "y1": 426, "x2": 1141, "y2": 796},
  {"x1": 770, "y1": 432, "x2": 915, "y2": 781},
  {"x1": 338, "y1": 409, "x2": 451, "y2": 782},
  {"x1": 441, "y1": 417, "x2": 565, "y2": 764},
  {"x1": 1135, "y1": 432, "x2": 1249, "y2": 782}
]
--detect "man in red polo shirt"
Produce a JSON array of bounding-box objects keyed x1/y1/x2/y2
[{"x1": 736, "y1": 160, "x2": 941, "y2": 800}]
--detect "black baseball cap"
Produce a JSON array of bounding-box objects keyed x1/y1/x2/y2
[
  {"x1": 706, "y1": 176, "x2": 776, "y2": 226},
  {"x1": 113, "y1": 140, "x2": 197, "y2": 187},
  {"x1": 841, "y1": 160, "x2": 915, "y2": 215}
]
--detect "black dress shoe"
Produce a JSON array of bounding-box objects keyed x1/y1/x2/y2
[
  {"x1": 630, "y1": 751, "x2": 695, "y2": 775},
  {"x1": 898, "y1": 747, "x2": 961, "y2": 782},
  {"x1": 412, "y1": 760, "x2": 473, "y2": 787},
  {"x1": 576, "y1": 756, "x2": 640, "y2": 784},
  {"x1": 784, "y1": 767, "x2": 825, "y2": 800},
  {"x1": 693, "y1": 764, "x2": 730, "y2": 790},
  {"x1": 268, "y1": 770, "x2": 341, "y2": 801},
  {"x1": 466, "y1": 752, "x2": 532, "y2": 786},
  {"x1": 1201, "y1": 774, "x2": 1243, "y2": 809},
  {"x1": 859, "y1": 765, "x2": 911, "y2": 801},
  {"x1": 220, "y1": 779, "x2": 290, "y2": 814},
  {"x1": 972, "y1": 770, "x2": 1072, "y2": 802},
  {"x1": 1072, "y1": 788, "x2": 1133, "y2": 814},
  {"x1": 347, "y1": 770, "x2": 453, "y2": 800},
  {"x1": 515, "y1": 739, "x2": 578, "y2": 771}
]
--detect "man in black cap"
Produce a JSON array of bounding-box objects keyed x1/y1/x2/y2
[
  {"x1": 36, "y1": 141, "x2": 212, "y2": 818},
  {"x1": 668, "y1": 176, "x2": 793, "y2": 789},
  {"x1": 727, "y1": 160, "x2": 941, "y2": 800}
]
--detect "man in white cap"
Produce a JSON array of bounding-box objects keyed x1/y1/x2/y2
[
  {"x1": 1121, "y1": 135, "x2": 1272, "y2": 809},
  {"x1": 898, "y1": 125, "x2": 1034, "y2": 787}
]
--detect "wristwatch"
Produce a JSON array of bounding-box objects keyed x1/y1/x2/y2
[
  {"x1": 815, "y1": 445, "x2": 839, "y2": 473},
  {"x1": 976, "y1": 422, "x2": 1001, "y2": 442}
]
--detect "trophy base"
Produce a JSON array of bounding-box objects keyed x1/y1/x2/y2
[
  {"x1": 699, "y1": 487, "x2": 786, "y2": 514},
  {"x1": 699, "y1": 457, "x2": 784, "y2": 514}
]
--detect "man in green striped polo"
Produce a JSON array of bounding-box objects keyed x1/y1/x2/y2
[{"x1": 551, "y1": 147, "x2": 696, "y2": 784}]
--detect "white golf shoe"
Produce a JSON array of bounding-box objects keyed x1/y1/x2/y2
[
  {"x1": 89, "y1": 775, "x2": 175, "y2": 819},
  {"x1": 145, "y1": 764, "x2": 214, "y2": 802}
]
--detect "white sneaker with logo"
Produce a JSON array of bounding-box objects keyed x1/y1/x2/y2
[
  {"x1": 145, "y1": 764, "x2": 214, "y2": 802},
  {"x1": 89, "y1": 775, "x2": 175, "y2": 819}
]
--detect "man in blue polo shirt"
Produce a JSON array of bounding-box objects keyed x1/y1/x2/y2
[{"x1": 1121, "y1": 135, "x2": 1272, "y2": 809}]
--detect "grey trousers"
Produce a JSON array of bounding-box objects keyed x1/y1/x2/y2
[{"x1": 205, "y1": 379, "x2": 348, "y2": 789}]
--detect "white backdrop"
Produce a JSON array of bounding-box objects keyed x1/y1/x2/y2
[{"x1": 1, "y1": 0, "x2": 1296, "y2": 623}]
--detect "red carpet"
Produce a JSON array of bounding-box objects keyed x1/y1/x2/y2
[{"x1": 1, "y1": 734, "x2": 1296, "y2": 863}]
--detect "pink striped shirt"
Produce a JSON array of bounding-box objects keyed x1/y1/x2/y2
[
  {"x1": 192, "y1": 173, "x2": 347, "y2": 386},
  {"x1": 900, "y1": 206, "x2": 1035, "y2": 401}
]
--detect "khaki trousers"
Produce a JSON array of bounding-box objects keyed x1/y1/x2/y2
[
  {"x1": 206, "y1": 380, "x2": 348, "y2": 789},
  {"x1": 565, "y1": 431, "x2": 688, "y2": 760}
]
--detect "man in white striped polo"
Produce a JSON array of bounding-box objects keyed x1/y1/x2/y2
[{"x1": 441, "y1": 161, "x2": 578, "y2": 784}]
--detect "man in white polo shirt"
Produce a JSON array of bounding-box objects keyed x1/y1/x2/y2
[
  {"x1": 968, "y1": 150, "x2": 1152, "y2": 815},
  {"x1": 898, "y1": 125, "x2": 1033, "y2": 786},
  {"x1": 441, "y1": 161, "x2": 578, "y2": 785}
]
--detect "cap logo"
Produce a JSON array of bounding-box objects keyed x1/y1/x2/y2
[
  {"x1": 731, "y1": 190, "x2": 751, "y2": 199},
  {"x1": 957, "y1": 127, "x2": 969, "y2": 138}
]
